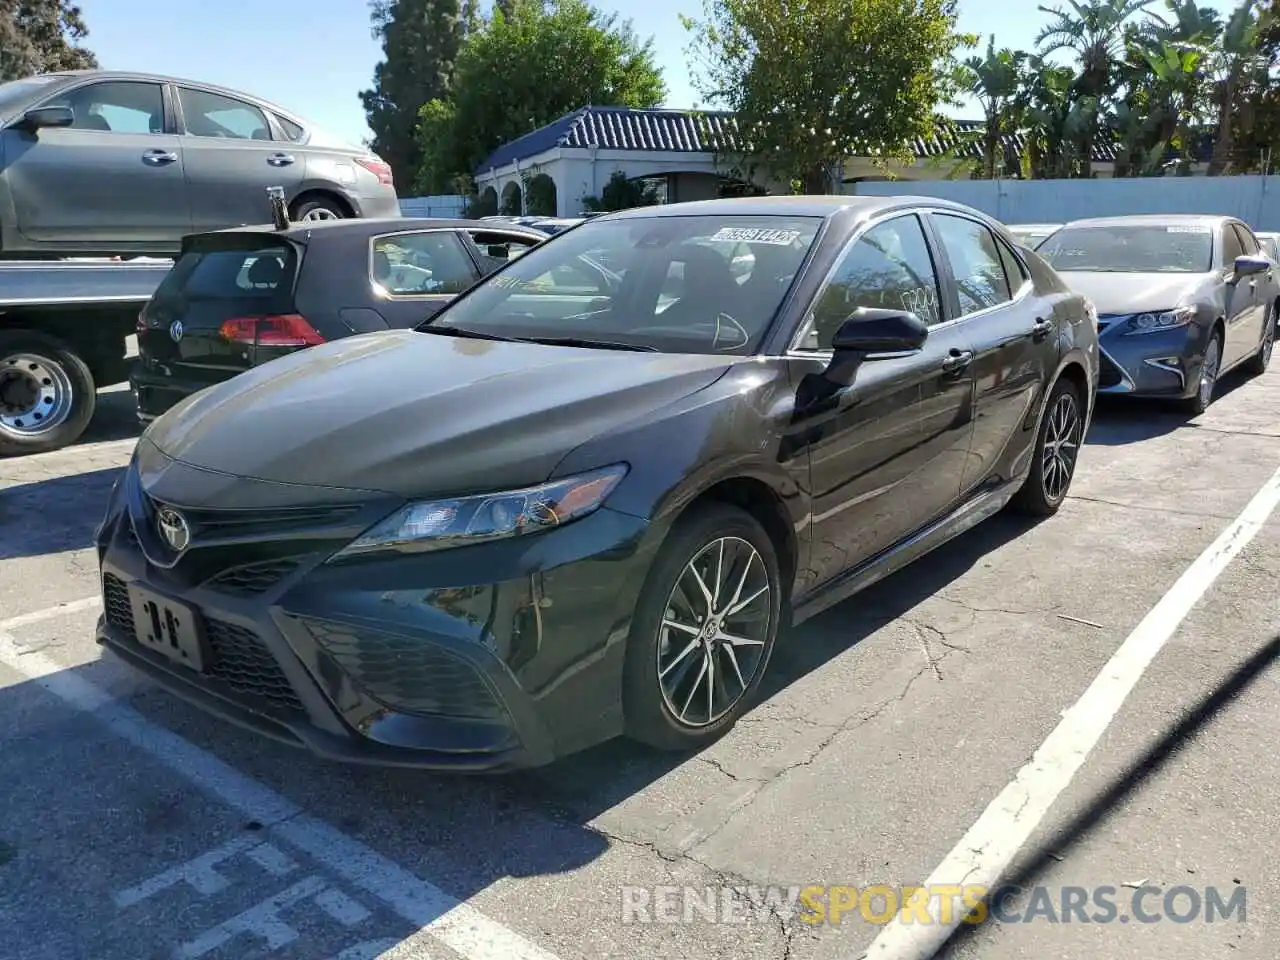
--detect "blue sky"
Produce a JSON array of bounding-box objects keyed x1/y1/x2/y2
[{"x1": 78, "y1": 0, "x2": 1242, "y2": 149}]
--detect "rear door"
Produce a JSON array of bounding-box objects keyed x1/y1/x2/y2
[
  {"x1": 925, "y1": 211, "x2": 1053, "y2": 495},
  {"x1": 138, "y1": 234, "x2": 300, "y2": 390},
  {"x1": 174, "y1": 85, "x2": 306, "y2": 231},
  {"x1": 369, "y1": 229, "x2": 484, "y2": 326},
  {"x1": 2, "y1": 79, "x2": 190, "y2": 245}
]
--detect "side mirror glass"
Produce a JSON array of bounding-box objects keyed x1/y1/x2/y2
[
  {"x1": 19, "y1": 105, "x2": 74, "y2": 131},
  {"x1": 1234, "y1": 254, "x2": 1270, "y2": 278},
  {"x1": 830, "y1": 307, "x2": 929, "y2": 354}
]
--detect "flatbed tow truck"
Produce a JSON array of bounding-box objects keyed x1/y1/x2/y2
[{"x1": 0, "y1": 257, "x2": 173, "y2": 456}]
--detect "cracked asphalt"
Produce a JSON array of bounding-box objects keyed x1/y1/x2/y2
[{"x1": 2, "y1": 362, "x2": 1279, "y2": 960}]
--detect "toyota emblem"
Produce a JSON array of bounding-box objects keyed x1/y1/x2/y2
[
  {"x1": 169, "y1": 319, "x2": 184, "y2": 342},
  {"x1": 156, "y1": 506, "x2": 190, "y2": 552}
]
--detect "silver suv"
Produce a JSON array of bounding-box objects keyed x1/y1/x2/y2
[{"x1": 0, "y1": 71, "x2": 401, "y2": 258}]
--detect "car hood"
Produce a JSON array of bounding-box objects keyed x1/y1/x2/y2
[
  {"x1": 143, "y1": 330, "x2": 738, "y2": 498},
  {"x1": 1056, "y1": 270, "x2": 1215, "y2": 315}
]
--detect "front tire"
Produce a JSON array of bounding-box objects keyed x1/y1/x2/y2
[
  {"x1": 1244, "y1": 304, "x2": 1275, "y2": 377},
  {"x1": 622, "y1": 503, "x2": 782, "y2": 752},
  {"x1": 1181, "y1": 329, "x2": 1222, "y2": 415},
  {"x1": 0, "y1": 331, "x2": 96, "y2": 456},
  {"x1": 1011, "y1": 376, "x2": 1084, "y2": 517}
]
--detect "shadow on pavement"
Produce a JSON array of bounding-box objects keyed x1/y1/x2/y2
[
  {"x1": 1085, "y1": 367, "x2": 1254, "y2": 446},
  {"x1": 0, "y1": 465, "x2": 121, "y2": 560},
  {"x1": 940, "y1": 634, "x2": 1280, "y2": 955},
  {"x1": 79, "y1": 386, "x2": 143, "y2": 445}
]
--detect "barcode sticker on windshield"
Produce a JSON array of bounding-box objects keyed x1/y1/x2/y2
[
  {"x1": 1167, "y1": 225, "x2": 1211, "y2": 233},
  {"x1": 710, "y1": 227, "x2": 801, "y2": 245}
]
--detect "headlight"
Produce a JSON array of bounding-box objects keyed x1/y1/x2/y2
[
  {"x1": 330, "y1": 464, "x2": 628, "y2": 560},
  {"x1": 1124, "y1": 305, "x2": 1196, "y2": 335}
]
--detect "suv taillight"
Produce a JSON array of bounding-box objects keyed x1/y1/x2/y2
[
  {"x1": 354, "y1": 155, "x2": 394, "y2": 187},
  {"x1": 219, "y1": 314, "x2": 324, "y2": 347}
]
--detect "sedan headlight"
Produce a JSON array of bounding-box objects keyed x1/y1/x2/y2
[
  {"x1": 330, "y1": 464, "x2": 629, "y2": 560},
  {"x1": 1124, "y1": 305, "x2": 1196, "y2": 335}
]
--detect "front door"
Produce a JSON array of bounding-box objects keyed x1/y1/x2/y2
[
  {"x1": 787, "y1": 212, "x2": 975, "y2": 591},
  {"x1": 2, "y1": 79, "x2": 190, "y2": 245},
  {"x1": 927, "y1": 212, "x2": 1054, "y2": 494},
  {"x1": 175, "y1": 86, "x2": 306, "y2": 231},
  {"x1": 1224, "y1": 222, "x2": 1269, "y2": 366}
]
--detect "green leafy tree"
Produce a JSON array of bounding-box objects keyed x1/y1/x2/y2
[
  {"x1": 681, "y1": 0, "x2": 971, "y2": 195},
  {"x1": 0, "y1": 0, "x2": 96, "y2": 81},
  {"x1": 414, "y1": 0, "x2": 666, "y2": 195},
  {"x1": 360, "y1": 0, "x2": 480, "y2": 189},
  {"x1": 1206, "y1": 0, "x2": 1264, "y2": 174},
  {"x1": 961, "y1": 37, "x2": 1029, "y2": 178}
]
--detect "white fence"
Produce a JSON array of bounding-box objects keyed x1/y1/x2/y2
[
  {"x1": 848, "y1": 175, "x2": 1280, "y2": 231},
  {"x1": 397, "y1": 195, "x2": 469, "y2": 218}
]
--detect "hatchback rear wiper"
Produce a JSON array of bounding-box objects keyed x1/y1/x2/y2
[
  {"x1": 516, "y1": 336, "x2": 658, "y2": 352},
  {"x1": 417, "y1": 323, "x2": 519, "y2": 342}
]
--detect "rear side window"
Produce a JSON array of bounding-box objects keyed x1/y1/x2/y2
[
  {"x1": 997, "y1": 239, "x2": 1028, "y2": 292},
  {"x1": 274, "y1": 113, "x2": 305, "y2": 141},
  {"x1": 371, "y1": 232, "x2": 477, "y2": 296}
]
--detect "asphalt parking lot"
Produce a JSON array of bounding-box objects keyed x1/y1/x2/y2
[{"x1": 2, "y1": 367, "x2": 1279, "y2": 960}]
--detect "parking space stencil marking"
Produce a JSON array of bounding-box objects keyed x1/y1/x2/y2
[{"x1": 114, "y1": 836, "x2": 298, "y2": 908}]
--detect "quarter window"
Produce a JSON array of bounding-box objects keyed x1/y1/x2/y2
[
  {"x1": 178, "y1": 87, "x2": 271, "y2": 140},
  {"x1": 997, "y1": 239, "x2": 1028, "y2": 293},
  {"x1": 372, "y1": 232, "x2": 477, "y2": 296},
  {"x1": 933, "y1": 214, "x2": 1013, "y2": 315},
  {"x1": 47, "y1": 81, "x2": 164, "y2": 134},
  {"x1": 798, "y1": 214, "x2": 942, "y2": 351}
]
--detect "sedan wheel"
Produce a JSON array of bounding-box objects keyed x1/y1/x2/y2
[
  {"x1": 623, "y1": 503, "x2": 781, "y2": 750},
  {"x1": 1012, "y1": 377, "x2": 1083, "y2": 517},
  {"x1": 1184, "y1": 331, "x2": 1222, "y2": 416},
  {"x1": 1245, "y1": 305, "x2": 1275, "y2": 376},
  {"x1": 657, "y1": 536, "x2": 771, "y2": 728}
]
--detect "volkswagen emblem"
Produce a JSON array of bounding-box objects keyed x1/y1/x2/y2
[
  {"x1": 169, "y1": 319, "x2": 184, "y2": 343},
  {"x1": 156, "y1": 506, "x2": 190, "y2": 552}
]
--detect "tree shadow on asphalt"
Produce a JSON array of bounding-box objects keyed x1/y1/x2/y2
[
  {"x1": 0, "y1": 465, "x2": 122, "y2": 560},
  {"x1": 939, "y1": 634, "x2": 1280, "y2": 956},
  {"x1": 79, "y1": 387, "x2": 144, "y2": 445},
  {"x1": 1085, "y1": 368, "x2": 1253, "y2": 446}
]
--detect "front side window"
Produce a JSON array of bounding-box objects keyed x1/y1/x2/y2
[
  {"x1": 424, "y1": 215, "x2": 822, "y2": 355},
  {"x1": 178, "y1": 87, "x2": 271, "y2": 140},
  {"x1": 797, "y1": 215, "x2": 942, "y2": 352},
  {"x1": 372, "y1": 232, "x2": 477, "y2": 296},
  {"x1": 46, "y1": 81, "x2": 164, "y2": 134},
  {"x1": 1222, "y1": 224, "x2": 1245, "y2": 265},
  {"x1": 1038, "y1": 224, "x2": 1214, "y2": 274},
  {"x1": 933, "y1": 214, "x2": 1012, "y2": 315}
]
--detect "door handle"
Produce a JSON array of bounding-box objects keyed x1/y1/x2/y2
[
  {"x1": 267, "y1": 153, "x2": 295, "y2": 166},
  {"x1": 1031, "y1": 317, "x2": 1053, "y2": 341},
  {"x1": 141, "y1": 149, "x2": 177, "y2": 165},
  {"x1": 941, "y1": 348, "x2": 973, "y2": 374}
]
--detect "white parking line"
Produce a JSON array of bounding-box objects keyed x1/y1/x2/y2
[
  {"x1": 0, "y1": 596, "x2": 101, "y2": 632},
  {"x1": 862, "y1": 461, "x2": 1280, "y2": 960},
  {"x1": 0, "y1": 626, "x2": 563, "y2": 960}
]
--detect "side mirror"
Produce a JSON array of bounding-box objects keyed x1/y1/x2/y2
[
  {"x1": 831, "y1": 308, "x2": 930, "y2": 355},
  {"x1": 486, "y1": 244, "x2": 509, "y2": 259},
  {"x1": 1233, "y1": 254, "x2": 1271, "y2": 278},
  {"x1": 18, "y1": 106, "x2": 74, "y2": 132}
]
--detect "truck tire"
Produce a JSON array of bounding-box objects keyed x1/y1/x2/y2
[{"x1": 0, "y1": 331, "x2": 97, "y2": 456}]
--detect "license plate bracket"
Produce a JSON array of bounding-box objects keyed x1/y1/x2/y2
[{"x1": 128, "y1": 584, "x2": 207, "y2": 672}]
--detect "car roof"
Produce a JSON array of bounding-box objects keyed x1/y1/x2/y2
[
  {"x1": 195, "y1": 217, "x2": 547, "y2": 243},
  {"x1": 1060, "y1": 213, "x2": 1237, "y2": 229},
  {"x1": 591, "y1": 194, "x2": 998, "y2": 223},
  {"x1": 40, "y1": 69, "x2": 304, "y2": 117}
]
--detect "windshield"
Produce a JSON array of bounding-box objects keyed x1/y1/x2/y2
[
  {"x1": 0, "y1": 76, "x2": 64, "y2": 119},
  {"x1": 1038, "y1": 224, "x2": 1214, "y2": 273},
  {"x1": 421, "y1": 214, "x2": 823, "y2": 354}
]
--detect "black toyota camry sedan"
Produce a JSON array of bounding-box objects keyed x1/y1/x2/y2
[{"x1": 95, "y1": 196, "x2": 1098, "y2": 771}]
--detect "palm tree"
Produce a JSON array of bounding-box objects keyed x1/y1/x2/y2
[
  {"x1": 961, "y1": 37, "x2": 1028, "y2": 178},
  {"x1": 1036, "y1": 0, "x2": 1155, "y2": 175},
  {"x1": 1208, "y1": 0, "x2": 1265, "y2": 174}
]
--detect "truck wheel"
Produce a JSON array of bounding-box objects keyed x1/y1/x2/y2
[{"x1": 0, "y1": 331, "x2": 96, "y2": 456}]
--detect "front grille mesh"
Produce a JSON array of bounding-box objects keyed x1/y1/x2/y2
[
  {"x1": 204, "y1": 558, "x2": 302, "y2": 597},
  {"x1": 102, "y1": 573, "x2": 304, "y2": 717}
]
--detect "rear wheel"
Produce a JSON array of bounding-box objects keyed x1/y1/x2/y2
[
  {"x1": 290, "y1": 195, "x2": 347, "y2": 222},
  {"x1": 0, "y1": 331, "x2": 96, "y2": 456},
  {"x1": 1181, "y1": 329, "x2": 1222, "y2": 415},
  {"x1": 1244, "y1": 304, "x2": 1275, "y2": 377},
  {"x1": 1011, "y1": 376, "x2": 1083, "y2": 517},
  {"x1": 622, "y1": 503, "x2": 782, "y2": 751}
]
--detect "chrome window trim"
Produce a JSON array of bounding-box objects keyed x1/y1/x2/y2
[
  {"x1": 786, "y1": 207, "x2": 950, "y2": 355},
  {"x1": 367, "y1": 228, "x2": 478, "y2": 302}
]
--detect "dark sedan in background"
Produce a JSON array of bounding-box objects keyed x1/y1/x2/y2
[
  {"x1": 96, "y1": 196, "x2": 1097, "y2": 771},
  {"x1": 130, "y1": 217, "x2": 546, "y2": 421},
  {"x1": 1037, "y1": 214, "x2": 1277, "y2": 414}
]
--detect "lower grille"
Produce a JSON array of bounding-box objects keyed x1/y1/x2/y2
[
  {"x1": 204, "y1": 558, "x2": 303, "y2": 597},
  {"x1": 102, "y1": 573, "x2": 305, "y2": 718},
  {"x1": 304, "y1": 618, "x2": 505, "y2": 720},
  {"x1": 1099, "y1": 352, "x2": 1124, "y2": 387}
]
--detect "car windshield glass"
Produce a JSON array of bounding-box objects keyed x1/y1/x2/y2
[
  {"x1": 0, "y1": 76, "x2": 63, "y2": 118},
  {"x1": 421, "y1": 214, "x2": 822, "y2": 354},
  {"x1": 1038, "y1": 224, "x2": 1213, "y2": 273}
]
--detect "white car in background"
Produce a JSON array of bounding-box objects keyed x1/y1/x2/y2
[
  {"x1": 1007, "y1": 223, "x2": 1062, "y2": 249},
  {"x1": 1255, "y1": 230, "x2": 1280, "y2": 263}
]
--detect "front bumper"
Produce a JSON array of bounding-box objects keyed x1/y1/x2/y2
[
  {"x1": 1096, "y1": 317, "x2": 1208, "y2": 398},
  {"x1": 95, "y1": 467, "x2": 657, "y2": 771}
]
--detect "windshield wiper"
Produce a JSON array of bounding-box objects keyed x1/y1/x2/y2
[
  {"x1": 515, "y1": 336, "x2": 658, "y2": 352},
  {"x1": 417, "y1": 323, "x2": 520, "y2": 342}
]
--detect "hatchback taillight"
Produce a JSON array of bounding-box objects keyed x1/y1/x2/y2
[
  {"x1": 354, "y1": 155, "x2": 394, "y2": 187},
  {"x1": 136, "y1": 309, "x2": 147, "y2": 334},
  {"x1": 219, "y1": 314, "x2": 325, "y2": 347}
]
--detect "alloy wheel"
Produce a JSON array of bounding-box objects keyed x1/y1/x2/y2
[
  {"x1": 1263, "y1": 311, "x2": 1275, "y2": 367},
  {"x1": 0, "y1": 353, "x2": 75, "y2": 438},
  {"x1": 1041, "y1": 390, "x2": 1080, "y2": 504},
  {"x1": 1198, "y1": 336, "x2": 1221, "y2": 409},
  {"x1": 300, "y1": 207, "x2": 340, "y2": 222},
  {"x1": 656, "y1": 536, "x2": 772, "y2": 728}
]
